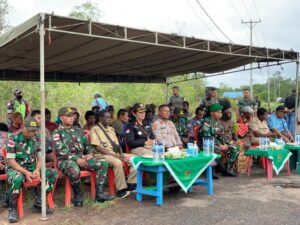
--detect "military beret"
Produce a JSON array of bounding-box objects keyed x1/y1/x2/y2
[
  {"x1": 58, "y1": 107, "x2": 74, "y2": 116},
  {"x1": 24, "y1": 117, "x2": 40, "y2": 131},
  {"x1": 210, "y1": 103, "x2": 223, "y2": 112}
]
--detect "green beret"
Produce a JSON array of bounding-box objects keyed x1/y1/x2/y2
[{"x1": 210, "y1": 103, "x2": 223, "y2": 112}]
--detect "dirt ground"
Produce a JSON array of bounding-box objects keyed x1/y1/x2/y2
[{"x1": 1, "y1": 168, "x2": 300, "y2": 225}]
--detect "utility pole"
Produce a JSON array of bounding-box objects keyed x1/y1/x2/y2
[{"x1": 242, "y1": 19, "x2": 261, "y2": 98}]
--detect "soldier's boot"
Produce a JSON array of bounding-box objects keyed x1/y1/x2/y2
[
  {"x1": 96, "y1": 184, "x2": 114, "y2": 203},
  {"x1": 32, "y1": 190, "x2": 54, "y2": 214},
  {"x1": 8, "y1": 195, "x2": 19, "y2": 223},
  {"x1": 2, "y1": 190, "x2": 10, "y2": 208},
  {"x1": 73, "y1": 184, "x2": 83, "y2": 206},
  {"x1": 222, "y1": 164, "x2": 238, "y2": 177},
  {"x1": 33, "y1": 188, "x2": 41, "y2": 209}
]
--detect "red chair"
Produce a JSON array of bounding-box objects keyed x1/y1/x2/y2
[
  {"x1": 0, "y1": 147, "x2": 7, "y2": 189},
  {"x1": 2, "y1": 147, "x2": 54, "y2": 218},
  {"x1": 193, "y1": 125, "x2": 201, "y2": 145},
  {"x1": 52, "y1": 149, "x2": 96, "y2": 207}
]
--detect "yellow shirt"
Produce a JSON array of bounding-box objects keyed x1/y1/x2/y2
[{"x1": 90, "y1": 123, "x2": 119, "y2": 154}]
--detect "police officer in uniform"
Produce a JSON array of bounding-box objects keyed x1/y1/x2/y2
[
  {"x1": 6, "y1": 88, "x2": 31, "y2": 121},
  {"x1": 152, "y1": 104, "x2": 182, "y2": 148},
  {"x1": 6, "y1": 117, "x2": 57, "y2": 223},
  {"x1": 198, "y1": 104, "x2": 239, "y2": 177},
  {"x1": 52, "y1": 107, "x2": 113, "y2": 207},
  {"x1": 126, "y1": 103, "x2": 155, "y2": 156}
]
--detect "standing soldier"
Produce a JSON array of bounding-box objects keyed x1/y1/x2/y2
[
  {"x1": 198, "y1": 104, "x2": 239, "y2": 178},
  {"x1": 6, "y1": 88, "x2": 31, "y2": 121},
  {"x1": 52, "y1": 107, "x2": 113, "y2": 207},
  {"x1": 152, "y1": 105, "x2": 182, "y2": 148},
  {"x1": 237, "y1": 88, "x2": 257, "y2": 118},
  {"x1": 5, "y1": 117, "x2": 57, "y2": 223},
  {"x1": 168, "y1": 86, "x2": 184, "y2": 112}
]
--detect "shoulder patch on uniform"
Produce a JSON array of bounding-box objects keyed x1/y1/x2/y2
[
  {"x1": 53, "y1": 134, "x2": 60, "y2": 141},
  {"x1": 8, "y1": 139, "x2": 15, "y2": 148},
  {"x1": 204, "y1": 122, "x2": 210, "y2": 127},
  {"x1": 153, "y1": 123, "x2": 159, "y2": 130}
]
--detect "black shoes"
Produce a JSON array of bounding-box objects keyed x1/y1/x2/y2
[
  {"x1": 73, "y1": 184, "x2": 83, "y2": 206},
  {"x1": 222, "y1": 168, "x2": 238, "y2": 177},
  {"x1": 117, "y1": 189, "x2": 131, "y2": 199},
  {"x1": 126, "y1": 183, "x2": 136, "y2": 191},
  {"x1": 8, "y1": 207, "x2": 18, "y2": 223},
  {"x1": 96, "y1": 185, "x2": 114, "y2": 203}
]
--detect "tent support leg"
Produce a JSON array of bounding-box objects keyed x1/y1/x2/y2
[
  {"x1": 39, "y1": 13, "x2": 47, "y2": 221},
  {"x1": 294, "y1": 60, "x2": 299, "y2": 137}
]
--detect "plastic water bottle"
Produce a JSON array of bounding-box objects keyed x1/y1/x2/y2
[
  {"x1": 187, "y1": 143, "x2": 193, "y2": 156},
  {"x1": 295, "y1": 133, "x2": 300, "y2": 146},
  {"x1": 158, "y1": 143, "x2": 165, "y2": 161},
  {"x1": 153, "y1": 142, "x2": 159, "y2": 162},
  {"x1": 203, "y1": 137, "x2": 210, "y2": 156},
  {"x1": 193, "y1": 143, "x2": 199, "y2": 157},
  {"x1": 209, "y1": 138, "x2": 214, "y2": 155}
]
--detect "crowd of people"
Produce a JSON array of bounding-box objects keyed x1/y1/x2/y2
[{"x1": 0, "y1": 86, "x2": 298, "y2": 223}]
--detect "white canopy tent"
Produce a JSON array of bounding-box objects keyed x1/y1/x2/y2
[{"x1": 0, "y1": 13, "x2": 299, "y2": 219}]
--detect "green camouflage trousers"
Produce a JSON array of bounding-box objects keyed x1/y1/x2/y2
[
  {"x1": 6, "y1": 168, "x2": 58, "y2": 200},
  {"x1": 225, "y1": 145, "x2": 240, "y2": 168},
  {"x1": 58, "y1": 158, "x2": 108, "y2": 186}
]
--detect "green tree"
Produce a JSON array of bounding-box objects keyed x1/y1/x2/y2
[
  {"x1": 0, "y1": 0, "x2": 9, "y2": 33},
  {"x1": 69, "y1": 1, "x2": 101, "y2": 21}
]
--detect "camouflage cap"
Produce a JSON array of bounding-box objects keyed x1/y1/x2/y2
[
  {"x1": 24, "y1": 117, "x2": 40, "y2": 131},
  {"x1": 58, "y1": 107, "x2": 74, "y2": 116}
]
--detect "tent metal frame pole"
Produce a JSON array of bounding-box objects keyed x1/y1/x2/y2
[
  {"x1": 294, "y1": 59, "x2": 300, "y2": 137},
  {"x1": 45, "y1": 27, "x2": 297, "y2": 62},
  {"x1": 39, "y1": 13, "x2": 47, "y2": 221},
  {"x1": 165, "y1": 78, "x2": 169, "y2": 104}
]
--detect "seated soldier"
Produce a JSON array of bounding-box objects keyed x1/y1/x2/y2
[
  {"x1": 52, "y1": 107, "x2": 113, "y2": 206},
  {"x1": 126, "y1": 103, "x2": 156, "y2": 156},
  {"x1": 249, "y1": 107, "x2": 275, "y2": 145},
  {"x1": 45, "y1": 108, "x2": 58, "y2": 133},
  {"x1": 187, "y1": 106, "x2": 204, "y2": 142},
  {"x1": 111, "y1": 109, "x2": 129, "y2": 150},
  {"x1": 219, "y1": 99, "x2": 238, "y2": 144},
  {"x1": 82, "y1": 110, "x2": 96, "y2": 131},
  {"x1": 90, "y1": 110, "x2": 136, "y2": 198},
  {"x1": 171, "y1": 107, "x2": 189, "y2": 146},
  {"x1": 5, "y1": 117, "x2": 58, "y2": 223},
  {"x1": 267, "y1": 105, "x2": 294, "y2": 143},
  {"x1": 182, "y1": 101, "x2": 192, "y2": 119},
  {"x1": 152, "y1": 104, "x2": 182, "y2": 149},
  {"x1": 8, "y1": 112, "x2": 23, "y2": 135},
  {"x1": 198, "y1": 103, "x2": 239, "y2": 178},
  {"x1": 0, "y1": 123, "x2": 8, "y2": 174},
  {"x1": 31, "y1": 110, "x2": 53, "y2": 163}
]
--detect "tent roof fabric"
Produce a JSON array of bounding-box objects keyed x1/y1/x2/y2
[{"x1": 0, "y1": 13, "x2": 298, "y2": 83}]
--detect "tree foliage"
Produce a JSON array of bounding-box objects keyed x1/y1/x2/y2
[
  {"x1": 0, "y1": 0, "x2": 9, "y2": 33},
  {"x1": 69, "y1": 1, "x2": 101, "y2": 21}
]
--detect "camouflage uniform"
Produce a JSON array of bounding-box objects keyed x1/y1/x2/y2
[
  {"x1": 6, "y1": 133, "x2": 57, "y2": 201},
  {"x1": 173, "y1": 116, "x2": 189, "y2": 139},
  {"x1": 198, "y1": 117, "x2": 239, "y2": 168},
  {"x1": 52, "y1": 125, "x2": 108, "y2": 186},
  {"x1": 238, "y1": 98, "x2": 257, "y2": 113}
]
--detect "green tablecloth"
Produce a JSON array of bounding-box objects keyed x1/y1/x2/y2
[
  {"x1": 245, "y1": 148, "x2": 292, "y2": 175},
  {"x1": 285, "y1": 144, "x2": 300, "y2": 151},
  {"x1": 131, "y1": 152, "x2": 219, "y2": 192}
]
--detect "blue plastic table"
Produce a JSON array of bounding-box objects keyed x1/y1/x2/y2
[{"x1": 134, "y1": 157, "x2": 214, "y2": 206}]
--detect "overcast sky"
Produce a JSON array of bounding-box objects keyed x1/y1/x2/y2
[{"x1": 6, "y1": 0, "x2": 300, "y2": 88}]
